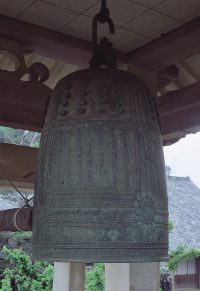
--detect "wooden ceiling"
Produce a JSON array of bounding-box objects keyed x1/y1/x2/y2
[
  {"x1": 0, "y1": 0, "x2": 199, "y2": 60},
  {"x1": 1, "y1": 0, "x2": 200, "y2": 53}
]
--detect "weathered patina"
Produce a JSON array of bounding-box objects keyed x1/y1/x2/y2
[{"x1": 32, "y1": 68, "x2": 168, "y2": 262}]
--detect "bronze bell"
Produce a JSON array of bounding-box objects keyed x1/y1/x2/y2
[
  {"x1": 32, "y1": 0, "x2": 168, "y2": 263},
  {"x1": 32, "y1": 68, "x2": 168, "y2": 262}
]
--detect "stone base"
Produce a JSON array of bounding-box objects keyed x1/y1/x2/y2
[{"x1": 105, "y1": 262, "x2": 160, "y2": 291}]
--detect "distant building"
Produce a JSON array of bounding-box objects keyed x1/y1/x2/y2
[{"x1": 167, "y1": 175, "x2": 200, "y2": 290}]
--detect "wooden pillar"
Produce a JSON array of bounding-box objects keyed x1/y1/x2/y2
[{"x1": 53, "y1": 262, "x2": 85, "y2": 291}]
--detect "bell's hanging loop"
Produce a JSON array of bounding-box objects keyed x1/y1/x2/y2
[
  {"x1": 90, "y1": 0, "x2": 117, "y2": 69},
  {"x1": 92, "y1": 0, "x2": 115, "y2": 48},
  {"x1": 97, "y1": 0, "x2": 111, "y2": 24}
]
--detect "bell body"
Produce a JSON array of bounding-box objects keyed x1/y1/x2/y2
[{"x1": 33, "y1": 68, "x2": 168, "y2": 262}]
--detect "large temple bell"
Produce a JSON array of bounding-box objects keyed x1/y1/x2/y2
[{"x1": 32, "y1": 0, "x2": 168, "y2": 262}]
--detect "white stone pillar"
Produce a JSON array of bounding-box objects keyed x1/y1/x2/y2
[
  {"x1": 53, "y1": 263, "x2": 70, "y2": 291},
  {"x1": 105, "y1": 262, "x2": 160, "y2": 291},
  {"x1": 69, "y1": 263, "x2": 85, "y2": 291},
  {"x1": 130, "y1": 262, "x2": 160, "y2": 291},
  {"x1": 53, "y1": 262, "x2": 85, "y2": 291},
  {"x1": 105, "y1": 263, "x2": 130, "y2": 291}
]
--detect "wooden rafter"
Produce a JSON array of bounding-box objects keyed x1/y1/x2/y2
[
  {"x1": 0, "y1": 143, "x2": 36, "y2": 189},
  {"x1": 158, "y1": 81, "x2": 200, "y2": 116},
  {"x1": 158, "y1": 81, "x2": 200, "y2": 145},
  {"x1": 0, "y1": 77, "x2": 51, "y2": 131},
  {"x1": 128, "y1": 16, "x2": 200, "y2": 70}
]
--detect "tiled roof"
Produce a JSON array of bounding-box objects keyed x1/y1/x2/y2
[
  {"x1": 167, "y1": 176, "x2": 200, "y2": 250},
  {"x1": 0, "y1": 196, "x2": 19, "y2": 210}
]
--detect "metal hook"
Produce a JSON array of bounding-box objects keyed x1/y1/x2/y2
[
  {"x1": 89, "y1": 0, "x2": 117, "y2": 68},
  {"x1": 92, "y1": 0, "x2": 115, "y2": 51}
]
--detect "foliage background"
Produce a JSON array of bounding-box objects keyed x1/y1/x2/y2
[
  {"x1": 0, "y1": 245, "x2": 105, "y2": 291},
  {"x1": 0, "y1": 126, "x2": 40, "y2": 147}
]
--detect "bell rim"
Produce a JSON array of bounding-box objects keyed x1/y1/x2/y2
[
  {"x1": 32, "y1": 254, "x2": 169, "y2": 263},
  {"x1": 32, "y1": 246, "x2": 169, "y2": 263}
]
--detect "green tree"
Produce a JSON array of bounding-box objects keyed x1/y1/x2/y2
[
  {"x1": 0, "y1": 126, "x2": 40, "y2": 147},
  {"x1": 0, "y1": 246, "x2": 105, "y2": 291},
  {"x1": 85, "y1": 263, "x2": 104, "y2": 291},
  {"x1": 168, "y1": 221, "x2": 174, "y2": 233},
  {"x1": 0, "y1": 247, "x2": 53, "y2": 291},
  {"x1": 161, "y1": 221, "x2": 200, "y2": 273},
  {"x1": 167, "y1": 245, "x2": 200, "y2": 272}
]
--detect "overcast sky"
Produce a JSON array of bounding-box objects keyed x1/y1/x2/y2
[{"x1": 164, "y1": 132, "x2": 200, "y2": 188}]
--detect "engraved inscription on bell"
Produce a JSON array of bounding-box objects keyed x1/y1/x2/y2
[{"x1": 32, "y1": 68, "x2": 168, "y2": 262}]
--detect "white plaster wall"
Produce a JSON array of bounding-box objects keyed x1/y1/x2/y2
[
  {"x1": 176, "y1": 260, "x2": 195, "y2": 275},
  {"x1": 176, "y1": 261, "x2": 187, "y2": 275},
  {"x1": 188, "y1": 259, "x2": 196, "y2": 274}
]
